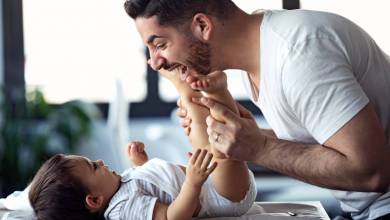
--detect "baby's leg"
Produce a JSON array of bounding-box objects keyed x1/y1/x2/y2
[
  {"x1": 186, "y1": 70, "x2": 239, "y2": 118},
  {"x1": 159, "y1": 69, "x2": 250, "y2": 202},
  {"x1": 127, "y1": 141, "x2": 149, "y2": 167}
]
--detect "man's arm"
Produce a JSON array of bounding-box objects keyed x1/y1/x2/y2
[{"x1": 198, "y1": 97, "x2": 390, "y2": 192}]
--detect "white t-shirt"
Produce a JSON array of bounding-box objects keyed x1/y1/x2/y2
[{"x1": 242, "y1": 9, "x2": 390, "y2": 220}]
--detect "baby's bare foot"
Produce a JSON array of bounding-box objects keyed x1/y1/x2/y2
[
  {"x1": 127, "y1": 141, "x2": 149, "y2": 167},
  {"x1": 187, "y1": 71, "x2": 228, "y2": 93}
]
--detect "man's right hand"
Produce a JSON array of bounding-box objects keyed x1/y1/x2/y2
[{"x1": 177, "y1": 98, "x2": 192, "y2": 136}]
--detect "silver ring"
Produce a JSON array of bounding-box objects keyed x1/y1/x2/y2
[{"x1": 214, "y1": 133, "x2": 221, "y2": 142}]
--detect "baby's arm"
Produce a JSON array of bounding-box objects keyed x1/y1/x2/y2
[{"x1": 152, "y1": 149, "x2": 217, "y2": 220}]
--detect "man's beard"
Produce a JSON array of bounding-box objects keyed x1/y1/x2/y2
[{"x1": 185, "y1": 37, "x2": 211, "y2": 75}]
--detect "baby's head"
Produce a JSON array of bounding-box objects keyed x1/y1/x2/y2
[{"x1": 29, "y1": 154, "x2": 121, "y2": 220}]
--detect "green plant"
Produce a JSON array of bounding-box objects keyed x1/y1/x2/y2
[{"x1": 0, "y1": 88, "x2": 101, "y2": 196}]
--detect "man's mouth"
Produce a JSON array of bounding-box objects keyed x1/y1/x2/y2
[
  {"x1": 164, "y1": 63, "x2": 190, "y2": 81},
  {"x1": 165, "y1": 63, "x2": 181, "y2": 72}
]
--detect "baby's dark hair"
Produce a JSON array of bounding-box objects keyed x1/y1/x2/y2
[
  {"x1": 28, "y1": 154, "x2": 103, "y2": 220},
  {"x1": 124, "y1": 0, "x2": 237, "y2": 27}
]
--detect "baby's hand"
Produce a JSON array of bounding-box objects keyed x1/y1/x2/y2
[
  {"x1": 186, "y1": 71, "x2": 228, "y2": 93},
  {"x1": 185, "y1": 149, "x2": 217, "y2": 188},
  {"x1": 127, "y1": 141, "x2": 149, "y2": 167}
]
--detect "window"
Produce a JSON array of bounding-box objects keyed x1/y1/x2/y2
[
  {"x1": 233, "y1": 0, "x2": 283, "y2": 12},
  {"x1": 301, "y1": 0, "x2": 390, "y2": 54},
  {"x1": 22, "y1": 0, "x2": 285, "y2": 116},
  {"x1": 23, "y1": 0, "x2": 146, "y2": 103}
]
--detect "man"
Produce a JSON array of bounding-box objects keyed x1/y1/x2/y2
[{"x1": 124, "y1": 0, "x2": 390, "y2": 219}]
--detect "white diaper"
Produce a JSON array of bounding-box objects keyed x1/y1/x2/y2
[{"x1": 197, "y1": 170, "x2": 257, "y2": 218}]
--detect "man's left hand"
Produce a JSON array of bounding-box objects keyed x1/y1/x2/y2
[{"x1": 193, "y1": 97, "x2": 267, "y2": 162}]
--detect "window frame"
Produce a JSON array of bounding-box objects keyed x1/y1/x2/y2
[{"x1": 2, "y1": 0, "x2": 26, "y2": 113}]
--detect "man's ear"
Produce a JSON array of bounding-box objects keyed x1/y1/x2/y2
[
  {"x1": 85, "y1": 194, "x2": 104, "y2": 211},
  {"x1": 191, "y1": 13, "x2": 214, "y2": 41}
]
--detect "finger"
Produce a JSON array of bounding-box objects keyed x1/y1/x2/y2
[
  {"x1": 185, "y1": 127, "x2": 191, "y2": 136},
  {"x1": 137, "y1": 142, "x2": 145, "y2": 153},
  {"x1": 127, "y1": 142, "x2": 134, "y2": 150},
  {"x1": 129, "y1": 143, "x2": 138, "y2": 156},
  {"x1": 195, "y1": 149, "x2": 208, "y2": 167},
  {"x1": 190, "y1": 82, "x2": 197, "y2": 89},
  {"x1": 190, "y1": 149, "x2": 201, "y2": 164},
  {"x1": 130, "y1": 141, "x2": 141, "y2": 152},
  {"x1": 201, "y1": 98, "x2": 241, "y2": 124},
  {"x1": 206, "y1": 162, "x2": 218, "y2": 175},
  {"x1": 206, "y1": 127, "x2": 213, "y2": 136},
  {"x1": 191, "y1": 97, "x2": 207, "y2": 108},
  {"x1": 202, "y1": 80, "x2": 209, "y2": 88},
  {"x1": 176, "y1": 107, "x2": 187, "y2": 118},
  {"x1": 180, "y1": 117, "x2": 191, "y2": 127},
  {"x1": 176, "y1": 98, "x2": 182, "y2": 108},
  {"x1": 201, "y1": 152, "x2": 213, "y2": 170},
  {"x1": 127, "y1": 142, "x2": 134, "y2": 155},
  {"x1": 236, "y1": 102, "x2": 255, "y2": 119},
  {"x1": 206, "y1": 116, "x2": 230, "y2": 136},
  {"x1": 187, "y1": 152, "x2": 193, "y2": 159},
  {"x1": 185, "y1": 74, "x2": 198, "y2": 84}
]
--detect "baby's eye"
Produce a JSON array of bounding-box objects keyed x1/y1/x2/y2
[{"x1": 93, "y1": 162, "x2": 98, "y2": 170}]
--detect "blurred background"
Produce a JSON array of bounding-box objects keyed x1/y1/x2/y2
[{"x1": 1, "y1": 0, "x2": 390, "y2": 218}]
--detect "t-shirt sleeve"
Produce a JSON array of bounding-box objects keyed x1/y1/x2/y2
[
  {"x1": 109, "y1": 191, "x2": 158, "y2": 220},
  {"x1": 282, "y1": 37, "x2": 369, "y2": 144}
]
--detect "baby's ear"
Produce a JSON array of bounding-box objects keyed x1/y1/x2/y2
[{"x1": 85, "y1": 194, "x2": 104, "y2": 211}]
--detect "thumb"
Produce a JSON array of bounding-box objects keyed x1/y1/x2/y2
[
  {"x1": 236, "y1": 102, "x2": 255, "y2": 119},
  {"x1": 200, "y1": 97, "x2": 240, "y2": 124}
]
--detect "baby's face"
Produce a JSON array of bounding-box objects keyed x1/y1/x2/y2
[{"x1": 69, "y1": 156, "x2": 121, "y2": 200}]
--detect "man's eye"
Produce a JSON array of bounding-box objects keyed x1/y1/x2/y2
[{"x1": 156, "y1": 43, "x2": 165, "y2": 50}]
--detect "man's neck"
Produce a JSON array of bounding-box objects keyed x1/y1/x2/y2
[{"x1": 218, "y1": 10, "x2": 263, "y2": 79}]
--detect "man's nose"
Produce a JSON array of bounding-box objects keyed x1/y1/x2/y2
[{"x1": 148, "y1": 53, "x2": 166, "y2": 71}]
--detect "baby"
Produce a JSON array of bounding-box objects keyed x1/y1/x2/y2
[
  {"x1": 28, "y1": 70, "x2": 257, "y2": 220},
  {"x1": 29, "y1": 142, "x2": 256, "y2": 220}
]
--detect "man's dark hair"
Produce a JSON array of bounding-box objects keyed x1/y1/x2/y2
[
  {"x1": 29, "y1": 154, "x2": 103, "y2": 220},
  {"x1": 124, "y1": 0, "x2": 237, "y2": 27}
]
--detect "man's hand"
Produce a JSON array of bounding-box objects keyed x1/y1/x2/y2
[
  {"x1": 185, "y1": 149, "x2": 217, "y2": 188},
  {"x1": 176, "y1": 98, "x2": 192, "y2": 136},
  {"x1": 193, "y1": 97, "x2": 267, "y2": 162}
]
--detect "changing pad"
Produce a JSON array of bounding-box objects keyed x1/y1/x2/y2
[{"x1": 1, "y1": 201, "x2": 329, "y2": 220}]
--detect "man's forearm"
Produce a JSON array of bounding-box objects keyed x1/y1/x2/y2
[
  {"x1": 259, "y1": 129, "x2": 276, "y2": 138},
  {"x1": 256, "y1": 137, "x2": 383, "y2": 192}
]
